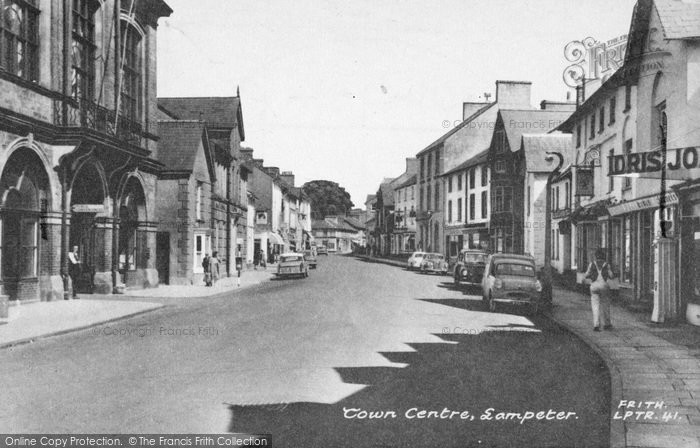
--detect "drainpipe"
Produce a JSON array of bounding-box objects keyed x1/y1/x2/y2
[{"x1": 61, "y1": 165, "x2": 70, "y2": 299}]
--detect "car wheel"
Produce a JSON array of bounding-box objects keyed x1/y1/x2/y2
[
  {"x1": 488, "y1": 292, "x2": 496, "y2": 313},
  {"x1": 454, "y1": 273, "x2": 460, "y2": 286}
]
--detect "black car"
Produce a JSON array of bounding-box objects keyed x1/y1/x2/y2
[{"x1": 453, "y1": 249, "x2": 489, "y2": 287}]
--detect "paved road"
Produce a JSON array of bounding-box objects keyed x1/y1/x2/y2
[{"x1": 1, "y1": 256, "x2": 609, "y2": 447}]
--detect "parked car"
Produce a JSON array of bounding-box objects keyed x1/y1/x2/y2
[
  {"x1": 453, "y1": 249, "x2": 489, "y2": 287},
  {"x1": 316, "y1": 246, "x2": 328, "y2": 256},
  {"x1": 481, "y1": 253, "x2": 543, "y2": 314},
  {"x1": 407, "y1": 252, "x2": 427, "y2": 270},
  {"x1": 276, "y1": 253, "x2": 309, "y2": 278},
  {"x1": 303, "y1": 250, "x2": 318, "y2": 269},
  {"x1": 420, "y1": 253, "x2": 449, "y2": 275}
]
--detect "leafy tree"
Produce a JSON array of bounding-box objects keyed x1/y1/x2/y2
[{"x1": 302, "y1": 180, "x2": 354, "y2": 219}]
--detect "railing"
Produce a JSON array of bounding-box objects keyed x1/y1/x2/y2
[{"x1": 54, "y1": 97, "x2": 146, "y2": 148}]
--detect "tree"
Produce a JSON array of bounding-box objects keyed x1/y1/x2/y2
[{"x1": 302, "y1": 180, "x2": 354, "y2": 219}]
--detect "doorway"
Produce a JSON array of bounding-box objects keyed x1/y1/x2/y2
[{"x1": 156, "y1": 232, "x2": 170, "y2": 285}]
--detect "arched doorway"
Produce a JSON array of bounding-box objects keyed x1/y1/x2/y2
[
  {"x1": 0, "y1": 148, "x2": 50, "y2": 300},
  {"x1": 69, "y1": 161, "x2": 107, "y2": 294},
  {"x1": 118, "y1": 176, "x2": 147, "y2": 287}
]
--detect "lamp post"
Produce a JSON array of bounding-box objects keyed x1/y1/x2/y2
[{"x1": 544, "y1": 151, "x2": 565, "y2": 305}]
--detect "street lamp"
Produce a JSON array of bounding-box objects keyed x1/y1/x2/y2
[{"x1": 543, "y1": 151, "x2": 564, "y2": 305}]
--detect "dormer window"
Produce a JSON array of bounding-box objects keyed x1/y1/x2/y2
[{"x1": 0, "y1": 0, "x2": 40, "y2": 82}]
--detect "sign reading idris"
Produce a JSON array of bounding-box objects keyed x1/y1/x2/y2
[{"x1": 608, "y1": 147, "x2": 699, "y2": 178}]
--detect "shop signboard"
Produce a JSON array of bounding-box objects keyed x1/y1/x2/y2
[{"x1": 608, "y1": 146, "x2": 699, "y2": 180}]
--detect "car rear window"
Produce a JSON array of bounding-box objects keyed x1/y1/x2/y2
[
  {"x1": 281, "y1": 256, "x2": 302, "y2": 262},
  {"x1": 464, "y1": 253, "x2": 487, "y2": 263},
  {"x1": 494, "y1": 263, "x2": 535, "y2": 277}
]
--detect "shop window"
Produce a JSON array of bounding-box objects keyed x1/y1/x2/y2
[
  {"x1": 72, "y1": 0, "x2": 99, "y2": 100},
  {"x1": 0, "y1": 0, "x2": 39, "y2": 81}
]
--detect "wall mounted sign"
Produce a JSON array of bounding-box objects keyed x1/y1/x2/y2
[
  {"x1": 608, "y1": 147, "x2": 699, "y2": 178},
  {"x1": 575, "y1": 168, "x2": 594, "y2": 196},
  {"x1": 72, "y1": 204, "x2": 105, "y2": 213}
]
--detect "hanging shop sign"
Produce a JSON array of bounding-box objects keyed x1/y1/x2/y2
[
  {"x1": 608, "y1": 147, "x2": 699, "y2": 178},
  {"x1": 575, "y1": 168, "x2": 594, "y2": 196}
]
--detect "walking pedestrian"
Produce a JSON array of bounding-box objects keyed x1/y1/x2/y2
[
  {"x1": 67, "y1": 245, "x2": 82, "y2": 299},
  {"x1": 202, "y1": 253, "x2": 211, "y2": 286},
  {"x1": 210, "y1": 251, "x2": 221, "y2": 286},
  {"x1": 585, "y1": 248, "x2": 614, "y2": 331}
]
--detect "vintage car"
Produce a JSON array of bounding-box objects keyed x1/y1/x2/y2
[
  {"x1": 453, "y1": 249, "x2": 489, "y2": 287},
  {"x1": 481, "y1": 253, "x2": 543, "y2": 314},
  {"x1": 303, "y1": 250, "x2": 318, "y2": 269},
  {"x1": 420, "y1": 253, "x2": 449, "y2": 275},
  {"x1": 316, "y1": 246, "x2": 329, "y2": 256},
  {"x1": 276, "y1": 253, "x2": 309, "y2": 278},
  {"x1": 407, "y1": 252, "x2": 427, "y2": 270}
]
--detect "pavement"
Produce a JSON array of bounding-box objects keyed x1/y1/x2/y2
[
  {"x1": 357, "y1": 253, "x2": 700, "y2": 448},
  {"x1": 0, "y1": 266, "x2": 275, "y2": 348}
]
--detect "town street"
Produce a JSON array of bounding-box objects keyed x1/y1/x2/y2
[{"x1": 0, "y1": 256, "x2": 609, "y2": 447}]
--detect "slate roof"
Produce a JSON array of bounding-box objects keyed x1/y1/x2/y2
[
  {"x1": 520, "y1": 134, "x2": 573, "y2": 172},
  {"x1": 654, "y1": 0, "x2": 700, "y2": 39},
  {"x1": 365, "y1": 194, "x2": 376, "y2": 205},
  {"x1": 441, "y1": 148, "x2": 489, "y2": 177},
  {"x1": 498, "y1": 109, "x2": 573, "y2": 152},
  {"x1": 158, "y1": 97, "x2": 241, "y2": 129},
  {"x1": 393, "y1": 174, "x2": 417, "y2": 190},
  {"x1": 156, "y1": 121, "x2": 207, "y2": 172},
  {"x1": 417, "y1": 102, "x2": 497, "y2": 157}
]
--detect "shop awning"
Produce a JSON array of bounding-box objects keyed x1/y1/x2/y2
[{"x1": 255, "y1": 231, "x2": 285, "y2": 246}]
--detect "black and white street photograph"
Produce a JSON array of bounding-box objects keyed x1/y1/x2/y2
[{"x1": 1, "y1": 0, "x2": 700, "y2": 447}]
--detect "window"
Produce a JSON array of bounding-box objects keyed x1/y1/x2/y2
[
  {"x1": 469, "y1": 167, "x2": 476, "y2": 189},
  {"x1": 427, "y1": 154, "x2": 432, "y2": 178},
  {"x1": 555, "y1": 186, "x2": 560, "y2": 211},
  {"x1": 457, "y1": 198, "x2": 462, "y2": 222},
  {"x1": 527, "y1": 186, "x2": 531, "y2": 215},
  {"x1": 576, "y1": 124, "x2": 582, "y2": 147},
  {"x1": 565, "y1": 182, "x2": 570, "y2": 208},
  {"x1": 434, "y1": 149, "x2": 440, "y2": 175},
  {"x1": 448, "y1": 200, "x2": 452, "y2": 222},
  {"x1": 426, "y1": 185, "x2": 431, "y2": 210},
  {"x1": 419, "y1": 186, "x2": 424, "y2": 210},
  {"x1": 608, "y1": 149, "x2": 615, "y2": 192},
  {"x1": 72, "y1": 0, "x2": 98, "y2": 100},
  {"x1": 0, "y1": 0, "x2": 39, "y2": 81},
  {"x1": 469, "y1": 194, "x2": 475, "y2": 220},
  {"x1": 420, "y1": 158, "x2": 425, "y2": 180},
  {"x1": 599, "y1": 107, "x2": 605, "y2": 133},
  {"x1": 590, "y1": 113, "x2": 596, "y2": 139},
  {"x1": 193, "y1": 234, "x2": 208, "y2": 273},
  {"x1": 493, "y1": 186, "x2": 512, "y2": 212},
  {"x1": 481, "y1": 191, "x2": 487, "y2": 218},
  {"x1": 434, "y1": 183, "x2": 439, "y2": 210},
  {"x1": 411, "y1": 186, "x2": 414, "y2": 200},
  {"x1": 448, "y1": 175, "x2": 453, "y2": 193},
  {"x1": 496, "y1": 131, "x2": 506, "y2": 152},
  {"x1": 457, "y1": 174, "x2": 462, "y2": 191},
  {"x1": 495, "y1": 160, "x2": 506, "y2": 174},
  {"x1": 196, "y1": 182, "x2": 203, "y2": 220},
  {"x1": 481, "y1": 166, "x2": 488, "y2": 186},
  {"x1": 623, "y1": 139, "x2": 633, "y2": 189},
  {"x1": 609, "y1": 96, "x2": 616, "y2": 125},
  {"x1": 624, "y1": 84, "x2": 632, "y2": 111},
  {"x1": 120, "y1": 22, "x2": 142, "y2": 121}
]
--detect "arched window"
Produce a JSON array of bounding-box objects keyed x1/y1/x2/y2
[
  {"x1": 0, "y1": 0, "x2": 39, "y2": 81},
  {"x1": 71, "y1": 0, "x2": 99, "y2": 101},
  {"x1": 119, "y1": 21, "x2": 143, "y2": 122}
]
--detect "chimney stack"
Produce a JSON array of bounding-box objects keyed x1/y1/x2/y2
[
  {"x1": 280, "y1": 171, "x2": 295, "y2": 187},
  {"x1": 495, "y1": 80, "x2": 532, "y2": 109},
  {"x1": 264, "y1": 166, "x2": 280, "y2": 178},
  {"x1": 539, "y1": 100, "x2": 576, "y2": 112}
]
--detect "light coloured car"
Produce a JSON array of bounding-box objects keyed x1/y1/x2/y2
[
  {"x1": 420, "y1": 253, "x2": 449, "y2": 275},
  {"x1": 407, "y1": 252, "x2": 427, "y2": 270},
  {"x1": 276, "y1": 253, "x2": 309, "y2": 278},
  {"x1": 481, "y1": 253, "x2": 543, "y2": 314}
]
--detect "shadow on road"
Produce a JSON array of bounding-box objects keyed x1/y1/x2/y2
[{"x1": 227, "y1": 327, "x2": 609, "y2": 448}]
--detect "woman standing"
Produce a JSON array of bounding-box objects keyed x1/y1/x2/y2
[
  {"x1": 210, "y1": 251, "x2": 221, "y2": 286},
  {"x1": 585, "y1": 248, "x2": 614, "y2": 331}
]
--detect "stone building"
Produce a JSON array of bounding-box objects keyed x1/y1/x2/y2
[
  {"x1": 0, "y1": 0, "x2": 172, "y2": 302},
  {"x1": 157, "y1": 96, "x2": 249, "y2": 281}
]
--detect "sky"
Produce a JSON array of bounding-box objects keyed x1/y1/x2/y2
[{"x1": 157, "y1": 0, "x2": 639, "y2": 207}]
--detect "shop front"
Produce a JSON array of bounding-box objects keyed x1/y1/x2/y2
[{"x1": 676, "y1": 182, "x2": 700, "y2": 324}]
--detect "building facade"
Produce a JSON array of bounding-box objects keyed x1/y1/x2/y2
[
  {"x1": 392, "y1": 174, "x2": 417, "y2": 254},
  {"x1": 0, "y1": 0, "x2": 172, "y2": 302}
]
